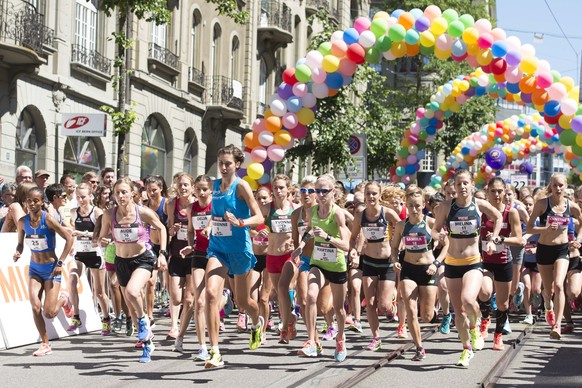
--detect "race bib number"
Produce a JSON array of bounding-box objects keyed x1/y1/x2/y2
[
  {"x1": 114, "y1": 224, "x2": 139, "y2": 243},
  {"x1": 252, "y1": 236, "x2": 269, "y2": 246},
  {"x1": 482, "y1": 240, "x2": 505, "y2": 253},
  {"x1": 271, "y1": 218, "x2": 292, "y2": 233},
  {"x1": 75, "y1": 236, "x2": 95, "y2": 252},
  {"x1": 313, "y1": 241, "x2": 338, "y2": 262},
  {"x1": 525, "y1": 242, "x2": 536, "y2": 250},
  {"x1": 548, "y1": 215, "x2": 569, "y2": 229},
  {"x1": 211, "y1": 217, "x2": 232, "y2": 237},
  {"x1": 193, "y1": 215, "x2": 211, "y2": 230},
  {"x1": 362, "y1": 226, "x2": 386, "y2": 241},
  {"x1": 404, "y1": 235, "x2": 427, "y2": 250},
  {"x1": 25, "y1": 234, "x2": 48, "y2": 251},
  {"x1": 177, "y1": 226, "x2": 188, "y2": 241},
  {"x1": 450, "y1": 220, "x2": 478, "y2": 235},
  {"x1": 298, "y1": 224, "x2": 307, "y2": 237}
]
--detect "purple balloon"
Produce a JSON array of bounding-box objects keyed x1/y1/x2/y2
[
  {"x1": 520, "y1": 93, "x2": 532, "y2": 104},
  {"x1": 485, "y1": 148, "x2": 506, "y2": 170},
  {"x1": 415, "y1": 16, "x2": 430, "y2": 32},
  {"x1": 277, "y1": 83, "x2": 294, "y2": 100},
  {"x1": 262, "y1": 158, "x2": 273, "y2": 172},
  {"x1": 571, "y1": 116, "x2": 582, "y2": 134},
  {"x1": 519, "y1": 161, "x2": 534, "y2": 175},
  {"x1": 237, "y1": 168, "x2": 247, "y2": 178}
]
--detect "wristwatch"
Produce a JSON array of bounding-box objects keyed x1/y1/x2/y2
[
  {"x1": 432, "y1": 259, "x2": 441, "y2": 268},
  {"x1": 238, "y1": 218, "x2": 245, "y2": 227},
  {"x1": 159, "y1": 249, "x2": 168, "y2": 258},
  {"x1": 56, "y1": 260, "x2": 64, "y2": 267},
  {"x1": 325, "y1": 234, "x2": 332, "y2": 242}
]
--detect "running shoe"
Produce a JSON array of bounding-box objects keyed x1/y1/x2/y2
[
  {"x1": 172, "y1": 336, "x2": 184, "y2": 353},
  {"x1": 470, "y1": 327, "x2": 484, "y2": 351},
  {"x1": 322, "y1": 325, "x2": 338, "y2": 341},
  {"x1": 112, "y1": 318, "x2": 123, "y2": 333},
  {"x1": 32, "y1": 343, "x2": 52, "y2": 357},
  {"x1": 349, "y1": 319, "x2": 363, "y2": 333},
  {"x1": 139, "y1": 341, "x2": 155, "y2": 363},
  {"x1": 502, "y1": 320, "x2": 512, "y2": 335},
  {"x1": 562, "y1": 322, "x2": 574, "y2": 334},
  {"x1": 456, "y1": 349, "x2": 474, "y2": 367},
  {"x1": 101, "y1": 318, "x2": 111, "y2": 336},
  {"x1": 166, "y1": 328, "x2": 179, "y2": 340},
  {"x1": 493, "y1": 333, "x2": 504, "y2": 351},
  {"x1": 550, "y1": 324, "x2": 562, "y2": 340},
  {"x1": 59, "y1": 291, "x2": 73, "y2": 318},
  {"x1": 164, "y1": 309, "x2": 171, "y2": 317},
  {"x1": 545, "y1": 309, "x2": 556, "y2": 327},
  {"x1": 298, "y1": 340, "x2": 318, "y2": 357},
  {"x1": 126, "y1": 318, "x2": 134, "y2": 337},
  {"x1": 236, "y1": 313, "x2": 247, "y2": 332},
  {"x1": 450, "y1": 312, "x2": 456, "y2": 328},
  {"x1": 521, "y1": 314, "x2": 534, "y2": 325},
  {"x1": 222, "y1": 289, "x2": 234, "y2": 316},
  {"x1": 439, "y1": 314, "x2": 451, "y2": 334},
  {"x1": 205, "y1": 350, "x2": 224, "y2": 368},
  {"x1": 367, "y1": 338, "x2": 382, "y2": 352},
  {"x1": 397, "y1": 324, "x2": 408, "y2": 339},
  {"x1": 334, "y1": 336, "x2": 347, "y2": 362},
  {"x1": 137, "y1": 317, "x2": 152, "y2": 342},
  {"x1": 288, "y1": 313, "x2": 297, "y2": 340},
  {"x1": 135, "y1": 340, "x2": 144, "y2": 349},
  {"x1": 279, "y1": 329, "x2": 289, "y2": 344},
  {"x1": 267, "y1": 320, "x2": 275, "y2": 331},
  {"x1": 320, "y1": 322, "x2": 329, "y2": 334},
  {"x1": 345, "y1": 315, "x2": 354, "y2": 325},
  {"x1": 532, "y1": 294, "x2": 543, "y2": 309},
  {"x1": 149, "y1": 317, "x2": 156, "y2": 329},
  {"x1": 67, "y1": 318, "x2": 82, "y2": 331},
  {"x1": 195, "y1": 348, "x2": 210, "y2": 361},
  {"x1": 219, "y1": 319, "x2": 225, "y2": 332},
  {"x1": 412, "y1": 347, "x2": 426, "y2": 361},
  {"x1": 315, "y1": 341, "x2": 323, "y2": 356},
  {"x1": 249, "y1": 316, "x2": 264, "y2": 350},
  {"x1": 479, "y1": 317, "x2": 491, "y2": 339}
]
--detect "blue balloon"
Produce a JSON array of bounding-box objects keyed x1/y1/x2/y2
[
  {"x1": 506, "y1": 82, "x2": 520, "y2": 94},
  {"x1": 461, "y1": 147, "x2": 470, "y2": 155},
  {"x1": 258, "y1": 173, "x2": 271, "y2": 184},
  {"x1": 325, "y1": 72, "x2": 343, "y2": 89},
  {"x1": 544, "y1": 100, "x2": 561, "y2": 117},
  {"x1": 426, "y1": 126, "x2": 437, "y2": 135},
  {"x1": 343, "y1": 28, "x2": 360, "y2": 45},
  {"x1": 451, "y1": 40, "x2": 467, "y2": 57},
  {"x1": 405, "y1": 164, "x2": 417, "y2": 174},
  {"x1": 475, "y1": 86, "x2": 486, "y2": 96},
  {"x1": 391, "y1": 9, "x2": 405, "y2": 18},
  {"x1": 286, "y1": 96, "x2": 303, "y2": 112},
  {"x1": 491, "y1": 40, "x2": 508, "y2": 58}
]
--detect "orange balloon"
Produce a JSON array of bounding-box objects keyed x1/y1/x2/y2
[
  {"x1": 265, "y1": 116, "x2": 282, "y2": 132},
  {"x1": 493, "y1": 73, "x2": 505, "y2": 82},
  {"x1": 264, "y1": 109, "x2": 274, "y2": 119},
  {"x1": 398, "y1": 12, "x2": 415, "y2": 30},
  {"x1": 532, "y1": 88, "x2": 549, "y2": 106},
  {"x1": 407, "y1": 43, "x2": 420, "y2": 57},
  {"x1": 328, "y1": 88, "x2": 339, "y2": 97},
  {"x1": 244, "y1": 132, "x2": 260, "y2": 148},
  {"x1": 519, "y1": 75, "x2": 536, "y2": 94}
]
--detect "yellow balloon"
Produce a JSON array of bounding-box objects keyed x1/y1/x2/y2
[
  {"x1": 560, "y1": 76, "x2": 575, "y2": 91},
  {"x1": 322, "y1": 55, "x2": 340, "y2": 73},
  {"x1": 430, "y1": 17, "x2": 448, "y2": 36},
  {"x1": 419, "y1": 30, "x2": 435, "y2": 47},
  {"x1": 243, "y1": 176, "x2": 259, "y2": 191},
  {"x1": 519, "y1": 56, "x2": 538, "y2": 75},
  {"x1": 476, "y1": 49, "x2": 492, "y2": 66},
  {"x1": 434, "y1": 48, "x2": 450, "y2": 60},
  {"x1": 576, "y1": 134, "x2": 582, "y2": 147},
  {"x1": 462, "y1": 27, "x2": 479, "y2": 45},
  {"x1": 296, "y1": 108, "x2": 315, "y2": 125},
  {"x1": 559, "y1": 114, "x2": 573, "y2": 129},
  {"x1": 373, "y1": 11, "x2": 390, "y2": 20},
  {"x1": 274, "y1": 130, "x2": 292, "y2": 146},
  {"x1": 247, "y1": 162, "x2": 265, "y2": 180}
]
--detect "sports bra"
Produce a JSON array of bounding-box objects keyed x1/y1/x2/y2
[
  {"x1": 539, "y1": 197, "x2": 571, "y2": 229},
  {"x1": 447, "y1": 198, "x2": 481, "y2": 239},
  {"x1": 402, "y1": 215, "x2": 433, "y2": 253},
  {"x1": 361, "y1": 207, "x2": 389, "y2": 243},
  {"x1": 111, "y1": 205, "x2": 149, "y2": 244},
  {"x1": 149, "y1": 197, "x2": 168, "y2": 230},
  {"x1": 266, "y1": 201, "x2": 294, "y2": 234},
  {"x1": 480, "y1": 204, "x2": 511, "y2": 264}
]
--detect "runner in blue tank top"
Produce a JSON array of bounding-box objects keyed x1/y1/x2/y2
[
  {"x1": 13, "y1": 187, "x2": 74, "y2": 357},
  {"x1": 204, "y1": 145, "x2": 265, "y2": 369}
]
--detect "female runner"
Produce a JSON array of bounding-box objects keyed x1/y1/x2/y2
[{"x1": 520, "y1": 195, "x2": 542, "y2": 325}]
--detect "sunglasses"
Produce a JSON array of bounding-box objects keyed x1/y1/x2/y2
[
  {"x1": 300, "y1": 188, "x2": 315, "y2": 194},
  {"x1": 315, "y1": 188, "x2": 332, "y2": 195},
  {"x1": 90, "y1": 180, "x2": 98, "y2": 184},
  {"x1": 59, "y1": 194, "x2": 67, "y2": 199}
]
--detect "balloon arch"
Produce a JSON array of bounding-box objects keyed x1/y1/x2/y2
[{"x1": 241, "y1": 5, "x2": 581, "y2": 189}]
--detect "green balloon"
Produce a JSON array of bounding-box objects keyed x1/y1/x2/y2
[
  {"x1": 469, "y1": 77, "x2": 479, "y2": 87},
  {"x1": 405, "y1": 29, "x2": 420, "y2": 45},
  {"x1": 444, "y1": 110, "x2": 453, "y2": 118},
  {"x1": 560, "y1": 129, "x2": 577, "y2": 146},
  {"x1": 418, "y1": 130, "x2": 428, "y2": 140},
  {"x1": 419, "y1": 44, "x2": 434, "y2": 56},
  {"x1": 397, "y1": 147, "x2": 409, "y2": 158},
  {"x1": 572, "y1": 143, "x2": 582, "y2": 156},
  {"x1": 365, "y1": 47, "x2": 380, "y2": 64},
  {"x1": 442, "y1": 9, "x2": 459, "y2": 23},
  {"x1": 458, "y1": 14, "x2": 475, "y2": 28},
  {"x1": 370, "y1": 18, "x2": 388, "y2": 38},
  {"x1": 448, "y1": 20, "x2": 465, "y2": 38},
  {"x1": 318, "y1": 41, "x2": 332, "y2": 56},
  {"x1": 551, "y1": 70, "x2": 561, "y2": 82},
  {"x1": 388, "y1": 24, "x2": 406, "y2": 43},
  {"x1": 295, "y1": 64, "x2": 312, "y2": 83},
  {"x1": 416, "y1": 141, "x2": 426, "y2": 150},
  {"x1": 376, "y1": 35, "x2": 392, "y2": 52}
]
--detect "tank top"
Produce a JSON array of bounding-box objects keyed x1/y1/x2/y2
[
  {"x1": 297, "y1": 207, "x2": 309, "y2": 238},
  {"x1": 24, "y1": 211, "x2": 56, "y2": 253},
  {"x1": 209, "y1": 177, "x2": 252, "y2": 254},
  {"x1": 361, "y1": 207, "x2": 389, "y2": 242},
  {"x1": 266, "y1": 201, "x2": 294, "y2": 234},
  {"x1": 111, "y1": 205, "x2": 149, "y2": 244},
  {"x1": 447, "y1": 198, "x2": 481, "y2": 239},
  {"x1": 73, "y1": 206, "x2": 98, "y2": 254},
  {"x1": 310, "y1": 204, "x2": 346, "y2": 273},
  {"x1": 524, "y1": 219, "x2": 540, "y2": 263},
  {"x1": 149, "y1": 197, "x2": 167, "y2": 231},
  {"x1": 192, "y1": 200, "x2": 212, "y2": 252},
  {"x1": 402, "y1": 216, "x2": 433, "y2": 253},
  {"x1": 481, "y1": 204, "x2": 511, "y2": 264},
  {"x1": 171, "y1": 199, "x2": 191, "y2": 257},
  {"x1": 539, "y1": 197, "x2": 571, "y2": 229}
]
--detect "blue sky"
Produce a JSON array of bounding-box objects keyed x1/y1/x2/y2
[{"x1": 497, "y1": 0, "x2": 582, "y2": 85}]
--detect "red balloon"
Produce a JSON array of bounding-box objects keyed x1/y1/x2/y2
[
  {"x1": 283, "y1": 68, "x2": 298, "y2": 85},
  {"x1": 544, "y1": 113, "x2": 561, "y2": 125},
  {"x1": 346, "y1": 43, "x2": 366, "y2": 64},
  {"x1": 490, "y1": 58, "x2": 507, "y2": 75}
]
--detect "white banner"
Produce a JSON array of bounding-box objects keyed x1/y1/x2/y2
[
  {"x1": 0, "y1": 233, "x2": 101, "y2": 349},
  {"x1": 510, "y1": 174, "x2": 529, "y2": 191},
  {"x1": 61, "y1": 113, "x2": 107, "y2": 137}
]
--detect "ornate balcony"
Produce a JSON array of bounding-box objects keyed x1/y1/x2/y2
[
  {"x1": 188, "y1": 66, "x2": 205, "y2": 97},
  {"x1": 305, "y1": 0, "x2": 329, "y2": 16},
  {"x1": 0, "y1": 2, "x2": 54, "y2": 68},
  {"x1": 71, "y1": 44, "x2": 112, "y2": 81},
  {"x1": 257, "y1": 0, "x2": 293, "y2": 54},
  {"x1": 204, "y1": 75, "x2": 245, "y2": 122},
  {"x1": 147, "y1": 42, "x2": 179, "y2": 82}
]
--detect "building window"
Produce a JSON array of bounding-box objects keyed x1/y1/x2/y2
[
  {"x1": 420, "y1": 150, "x2": 435, "y2": 172},
  {"x1": 211, "y1": 24, "x2": 221, "y2": 78},
  {"x1": 190, "y1": 10, "x2": 201, "y2": 68},
  {"x1": 16, "y1": 108, "x2": 39, "y2": 171},
  {"x1": 152, "y1": 19, "x2": 167, "y2": 49},
  {"x1": 64, "y1": 137, "x2": 102, "y2": 179},
  {"x1": 230, "y1": 36, "x2": 240, "y2": 81},
  {"x1": 141, "y1": 115, "x2": 167, "y2": 179},
  {"x1": 184, "y1": 128, "x2": 199, "y2": 177},
  {"x1": 75, "y1": 0, "x2": 97, "y2": 51}
]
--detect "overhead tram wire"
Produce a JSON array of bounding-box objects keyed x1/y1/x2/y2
[{"x1": 544, "y1": 0, "x2": 580, "y2": 84}]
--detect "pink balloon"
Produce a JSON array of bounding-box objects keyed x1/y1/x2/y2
[
  {"x1": 292, "y1": 82, "x2": 309, "y2": 98},
  {"x1": 536, "y1": 72, "x2": 553, "y2": 89},
  {"x1": 258, "y1": 130, "x2": 274, "y2": 146},
  {"x1": 504, "y1": 66, "x2": 522, "y2": 83},
  {"x1": 561, "y1": 98, "x2": 578, "y2": 116},
  {"x1": 401, "y1": 175, "x2": 412, "y2": 184},
  {"x1": 548, "y1": 82, "x2": 567, "y2": 101},
  {"x1": 435, "y1": 34, "x2": 453, "y2": 51},
  {"x1": 410, "y1": 123, "x2": 420, "y2": 134},
  {"x1": 301, "y1": 93, "x2": 317, "y2": 108},
  {"x1": 282, "y1": 112, "x2": 298, "y2": 129},
  {"x1": 311, "y1": 67, "x2": 327, "y2": 84},
  {"x1": 416, "y1": 107, "x2": 425, "y2": 118},
  {"x1": 252, "y1": 118, "x2": 266, "y2": 133},
  {"x1": 354, "y1": 17, "x2": 371, "y2": 34},
  {"x1": 267, "y1": 144, "x2": 285, "y2": 162},
  {"x1": 242, "y1": 151, "x2": 252, "y2": 168},
  {"x1": 251, "y1": 146, "x2": 267, "y2": 163},
  {"x1": 338, "y1": 58, "x2": 357, "y2": 76},
  {"x1": 312, "y1": 83, "x2": 329, "y2": 99},
  {"x1": 289, "y1": 123, "x2": 307, "y2": 139},
  {"x1": 407, "y1": 155, "x2": 417, "y2": 164}
]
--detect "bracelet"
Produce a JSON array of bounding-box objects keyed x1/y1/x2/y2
[
  {"x1": 239, "y1": 218, "x2": 245, "y2": 227},
  {"x1": 433, "y1": 259, "x2": 441, "y2": 268}
]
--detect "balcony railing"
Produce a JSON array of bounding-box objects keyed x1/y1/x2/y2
[
  {"x1": 148, "y1": 42, "x2": 179, "y2": 70},
  {"x1": 188, "y1": 66, "x2": 205, "y2": 87},
  {"x1": 257, "y1": 102, "x2": 267, "y2": 117},
  {"x1": 305, "y1": 0, "x2": 329, "y2": 15},
  {"x1": 0, "y1": 2, "x2": 54, "y2": 56},
  {"x1": 71, "y1": 44, "x2": 111, "y2": 75},
  {"x1": 259, "y1": 0, "x2": 292, "y2": 33},
  {"x1": 204, "y1": 76, "x2": 244, "y2": 111}
]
